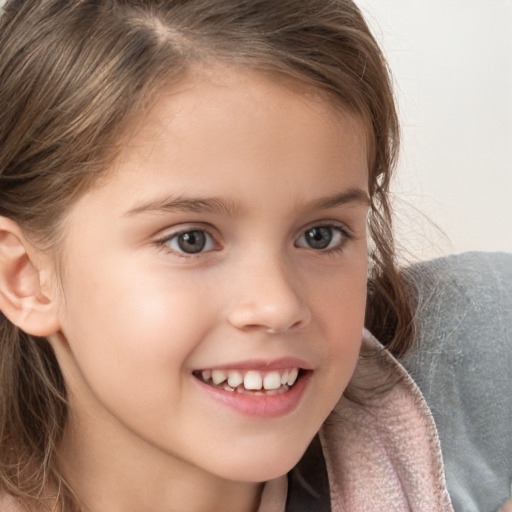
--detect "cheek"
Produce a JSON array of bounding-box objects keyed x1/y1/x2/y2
[
  {"x1": 311, "y1": 255, "x2": 367, "y2": 383},
  {"x1": 54, "y1": 265, "x2": 221, "y2": 437},
  {"x1": 56, "y1": 259, "x2": 220, "y2": 388},
  {"x1": 314, "y1": 251, "x2": 367, "y2": 332}
]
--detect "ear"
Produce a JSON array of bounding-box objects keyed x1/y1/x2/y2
[{"x1": 0, "y1": 216, "x2": 60, "y2": 337}]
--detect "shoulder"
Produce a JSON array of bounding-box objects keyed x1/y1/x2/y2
[
  {"x1": 406, "y1": 251, "x2": 512, "y2": 327},
  {"x1": 402, "y1": 251, "x2": 512, "y2": 385},
  {"x1": 401, "y1": 251, "x2": 512, "y2": 512},
  {"x1": 402, "y1": 251, "x2": 512, "y2": 386}
]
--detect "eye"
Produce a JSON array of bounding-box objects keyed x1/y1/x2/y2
[
  {"x1": 295, "y1": 225, "x2": 347, "y2": 251},
  {"x1": 165, "y1": 229, "x2": 216, "y2": 254}
]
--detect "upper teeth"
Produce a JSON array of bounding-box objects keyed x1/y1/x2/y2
[
  {"x1": 227, "y1": 371, "x2": 243, "y2": 388},
  {"x1": 201, "y1": 368, "x2": 300, "y2": 391}
]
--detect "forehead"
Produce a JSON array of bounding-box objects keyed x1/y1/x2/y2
[
  {"x1": 71, "y1": 67, "x2": 369, "y2": 220},
  {"x1": 116, "y1": 68, "x2": 366, "y2": 171}
]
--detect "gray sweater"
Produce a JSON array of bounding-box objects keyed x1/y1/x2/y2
[{"x1": 401, "y1": 252, "x2": 512, "y2": 512}]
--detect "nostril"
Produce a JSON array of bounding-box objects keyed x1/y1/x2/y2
[
  {"x1": 228, "y1": 303, "x2": 311, "y2": 333},
  {"x1": 266, "y1": 318, "x2": 305, "y2": 334}
]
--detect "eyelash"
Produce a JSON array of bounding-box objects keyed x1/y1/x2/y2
[{"x1": 155, "y1": 223, "x2": 352, "y2": 258}]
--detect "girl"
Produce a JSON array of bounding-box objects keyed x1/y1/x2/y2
[{"x1": 0, "y1": 1, "x2": 455, "y2": 510}]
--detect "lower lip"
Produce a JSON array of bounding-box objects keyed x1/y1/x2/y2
[{"x1": 194, "y1": 372, "x2": 311, "y2": 418}]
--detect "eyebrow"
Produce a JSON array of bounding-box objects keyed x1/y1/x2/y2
[
  {"x1": 126, "y1": 195, "x2": 241, "y2": 216},
  {"x1": 306, "y1": 188, "x2": 370, "y2": 211},
  {"x1": 125, "y1": 187, "x2": 369, "y2": 217}
]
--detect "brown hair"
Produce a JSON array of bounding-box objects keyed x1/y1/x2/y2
[{"x1": 0, "y1": 0, "x2": 413, "y2": 509}]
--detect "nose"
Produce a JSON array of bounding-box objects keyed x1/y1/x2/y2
[{"x1": 226, "y1": 254, "x2": 311, "y2": 334}]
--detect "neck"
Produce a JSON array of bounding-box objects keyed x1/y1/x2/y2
[{"x1": 57, "y1": 407, "x2": 263, "y2": 512}]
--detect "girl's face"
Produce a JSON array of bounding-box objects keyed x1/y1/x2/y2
[{"x1": 50, "y1": 69, "x2": 369, "y2": 484}]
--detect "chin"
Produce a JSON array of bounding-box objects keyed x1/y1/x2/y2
[{"x1": 208, "y1": 437, "x2": 314, "y2": 483}]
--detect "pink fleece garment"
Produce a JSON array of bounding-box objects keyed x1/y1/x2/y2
[{"x1": 259, "y1": 330, "x2": 454, "y2": 512}]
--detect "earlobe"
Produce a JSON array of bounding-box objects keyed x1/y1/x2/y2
[{"x1": 0, "y1": 217, "x2": 60, "y2": 337}]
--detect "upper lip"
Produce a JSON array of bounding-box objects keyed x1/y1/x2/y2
[{"x1": 195, "y1": 357, "x2": 313, "y2": 372}]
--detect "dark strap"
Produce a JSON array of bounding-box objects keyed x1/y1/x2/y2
[{"x1": 285, "y1": 435, "x2": 332, "y2": 512}]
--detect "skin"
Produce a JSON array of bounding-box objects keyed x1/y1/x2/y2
[{"x1": 41, "y1": 68, "x2": 370, "y2": 512}]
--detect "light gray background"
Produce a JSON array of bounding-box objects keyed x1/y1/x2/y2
[{"x1": 358, "y1": 0, "x2": 512, "y2": 259}]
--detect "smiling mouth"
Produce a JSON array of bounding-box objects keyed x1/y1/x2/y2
[{"x1": 193, "y1": 368, "x2": 305, "y2": 395}]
